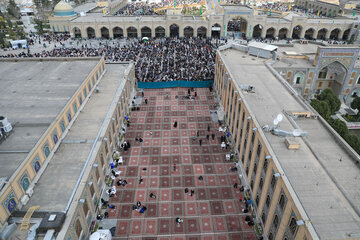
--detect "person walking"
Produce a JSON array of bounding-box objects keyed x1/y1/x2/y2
[{"x1": 199, "y1": 139, "x2": 202, "y2": 146}]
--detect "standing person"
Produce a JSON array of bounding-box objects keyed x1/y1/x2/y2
[
  {"x1": 194, "y1": 91, "x2": 197, "y2": 97},
  {"x1": 176, "y1": 217, "x2": 183, "y2": 224},
  {"x1": 207, "y1": 124, "x2": 210, "y2": 132},
  {"x1": 197, "y1": 131, "x2": 200, "y2": 137},
  {"x1": 173, "y1": 121, "x2": 178, "y2": 128},
  {"x1": 206, "y1": 134, "x2": 210, "y2": 141},
  {"x1": 145, "y1": 99, "x2": 148, "y2": 104},
  {"x1": 184, "y1": 188, "x2": 189, "y2": 195},
  {"x1": 139, "y1": 176, "x2": 143, "y2": 184},
  {"x1": 199, "y1": 139, "x2": 202, "y2": 146},
  {"x1": 211, "y1": 133, "x2": 215, "y2": 140}
]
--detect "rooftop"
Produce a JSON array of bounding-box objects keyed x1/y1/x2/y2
[
  {"x1": 219, "y1": 47, "x2": 360, "y2": 239},
  {"x1": 23, "y1": 64, "x2": 127, "y2": 212},
  {"x1": 0, "y1": 60, "x2": 99, "y2": 180}
]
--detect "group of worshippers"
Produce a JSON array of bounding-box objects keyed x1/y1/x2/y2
[
  {"x1": 131, "y1": 38, "x2": 217, "y2": 82},
  {"x1": 0, "y1": 37, "x2": 218, "y2": 82},
  {"x1": 116, "y1": 0, "x2": 203, "y2": 16}
]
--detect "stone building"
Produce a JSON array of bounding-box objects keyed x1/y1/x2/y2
[
  {"x1": 49, "y1": 1, "x2": 360, "y2": 42},
  {"x1": 0, "y1": 59, "x2": 136, "y2": 239},
  {"x1": 214, "y1": 44, "x2": 360, "y2": 240},
  {"x1": 272, "y1": 43, "x2": 360, "y2": 102}
]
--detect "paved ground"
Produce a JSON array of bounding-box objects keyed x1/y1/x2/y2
[{"x1": 107, "y1": 88, "x2": 256, "y2": 239}]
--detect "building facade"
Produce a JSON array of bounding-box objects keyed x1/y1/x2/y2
[{"x1": 49, "y1": 2, "x2": 360, "y2": 41}]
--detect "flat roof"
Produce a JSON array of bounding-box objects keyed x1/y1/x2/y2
[
  {"x1": 71, "y1": 15, "x2": 167, "y2": 23},
  {"x1": 23, "y1": 64, "x2": 127, "y2": 212},
  {"x1": 248, "y1": 42, "x2": 278, "y2": 51},
  {"x1": 0, "y1": 60, "x2": 99, "y2": 180},
  {"x1": 219, "y1": 47, "x2": 360, "y2": 239}
]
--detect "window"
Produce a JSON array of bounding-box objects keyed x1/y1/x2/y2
[
  {"x1": 89, "y1": 182, "x2": 95, "y2": 197},
  {"x1": 318, "y1": 81, "x2": 323, "y2": 87},
  {"x1": 73, "y1": 102, "x2": 78, "y2": 113},
  {"x1": 263, "y1": 158, "x2": 268, "y2": 173},
  {"x1": 83, "y1": 88, "x2": 87, "y2": 98},
  {"x1": 357, "y1": 77, "x2": 360, "y2": 84},
  {"x1": 60, "y1": 119, "x2": 66, "y2": 133},
  {"x1": 83, "y1": 199, "x2": 89, "y2": 217},
  {"x1": 259, "y1": 178, "x2": 264, "y2": 190},
  {"x1": 75, "y1": 219, "x2": 82, "y2": 238},
  {"x1": 253, "y1": 163, "x2": 257, "y2": 174},
  {"x1": 92, "y1": 76, "x2": 96, "y2": 85},
  {"x1": 273, "y1": 215, "x2": 279, "y2": 229},
  {"x1": 43, "y1": 144, "x2": 50, "y2": 158},
  {"x1": 289, "y1": 217, "x2": 298, "y2": 235},
  {"x1": 266, "y1": 195, "x2": 271, "y2": 207},
  {"x1": 271, "y1": 175, "x2": 276, "y2": 189},
  {"x1": 32, "y1": 156, "x2": 41, "y2": 173},
  {"x1": 250, "y1": 180, "x2": 254, "y2": 189},
  {"x1": 328, "y1": 82, "x2": 332, "y2": 88},
  {"x1": 251, "y1": 132, "x2": 255, "y2": 143},
  {"x1": 279, "y1": 194, "x2": 286, "y2": 210},
  {"x1": 88, "y1": 82, "x2": 91, "y2": 92},
  {"x1": 67, "y1": 110, "x2": 72, "y2": 123},
  {"x1": 268, "y1": 233, "x2": 274, "y2": 240},
  {"x1": 296, "y1": 77, "x2": 301, "y2": 84},
  {"x1": 318, "y1": 68, "x2": 327, "y2": 79},
  {"x1": 246, "y1": 167, "x2": 249, "y2": 175},
  {"x1": 256, "y1": 195, "x2": 260, "y2": 206},
  {"x1": 52, "y1": 130, "x2": 58, "y2": 145},
  {"x1": 241, "y1": 155, "x2": 245, "y2": 163},
  {"x1": 78, "y1": 95, "x2": 83, "y2": 105},
  {"x1": 261, "y1": 212, "x2": 266, "y2": 223},
  {"x1": 257, "y1": 142, "x2": 262, "y2": 156}
]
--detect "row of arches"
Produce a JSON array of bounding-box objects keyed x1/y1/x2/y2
[
  {"x1": 226, "y1": 18, "x2": 351, "y2": 40},
  {"x1": 74, "y1": 24, "x2": 217, "y2": 39}
]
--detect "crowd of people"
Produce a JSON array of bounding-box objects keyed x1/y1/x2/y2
[
  {"x1": 116, "y1": 0, "x2": 204, "y2": 16},
  {"x1": 0, "y1": 37, "x2": 218, "y2": 82}
]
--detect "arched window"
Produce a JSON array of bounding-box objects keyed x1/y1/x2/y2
[
  {"x1": 32, "y1": 156, "x2": 41, "y2": 173},
  {"x1": 263, "y1": 158, "x2": 268, "y2": 172},
  {"x1": 43, "y1": 144, "x2": 50, "y2": 158},
  {"x1": 268, "y1": 232, "x2": 274, "y2": 240},
  {"x1": 271, "y1": 175, "x2": 276, "y2": 189},
  {"x1": 75, "y1": 219, "x2": 82, "y2": 238},
  {"x1": 262, "y1": 212, "x2": 266, "y2": 223},
  {"x1": 250, "y1": 180, "x2": 254, "y2": 189},
  {"x1": 67, "y1": 110, "x2": 72, "y2": 123},
  {"x1": 289, "y1": 217, "x2": 298, "y2": 235},
  {"x1": 266, "y1": 195, "x2": 271, "y2": 207},
  {"x1": 253, "y1": 163, "x2": 257, "y2": 174},
  {"x1": 273, "y1": 215, "x2": 279, "y2": 229},
  {"x1": 318, "y1": 67, "x2": 327, "y2": 79},
  {"x1": 60, "y1": 119, "x2": 66, "y2": 133},
  {"x1": 259, "y1": 178, "x2": 264, "y2": 190},
  {"x1": 73, "y1": 102, "x2": 78, "y2": 113},
  {"x1": 279, "y1": 194, "x2": 286, "y2": 210},
  {"x1": 52, "y1": 130, "x2": 58, "y2": 145},
  {"x1": 20, "y1": 173, "x2": 30, "y2": 191},
  {"x1": 256, "y1": 195, "x2": 260, "y2": 206}
]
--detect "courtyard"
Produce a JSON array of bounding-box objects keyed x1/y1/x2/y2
[{"x1": 107, "y1": 88, "x2": 256, "y2": 239}]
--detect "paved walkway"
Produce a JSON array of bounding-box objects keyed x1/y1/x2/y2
[{"x1": 108, "y1": 88, "x2": 256, "y2": 239}]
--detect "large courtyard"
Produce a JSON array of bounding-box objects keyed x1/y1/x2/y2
[{"x1": 107, "y1": 88, "x2": 256, "y2": 239}]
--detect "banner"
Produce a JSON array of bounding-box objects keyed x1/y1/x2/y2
[{"x1": 138, "y1": 80, "x2": 214, "y2": 89}]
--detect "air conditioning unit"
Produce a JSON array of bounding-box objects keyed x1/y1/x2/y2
[
  {"x1": 0, "y1": 116, "x2": 12, "y2": 133},
  {"x1": 20, "y1": 195, "x2": 30, "y2": 206}
]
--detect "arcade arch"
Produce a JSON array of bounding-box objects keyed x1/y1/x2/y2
[
  {"x1": 318, "y1": 61, "x2": 347, "y2": 95},
  {"x1": 141, "y1": 26, "x2": 152, "y2": 38},
  {"x1": 197, "y1": 26, "x2": 207, "y2": 38},
  {"x1": 211, "y1": 23, "x2": 221, "y2": 38},
  {"x1": 113, "y1": 27, "x2": 123, "y2": 38},
  {"x1": 100, "y1": 27, "x2": 109, "y2": 39},
  {"x1": 342, "y1": 29, "x2": 350, "y2": 40},
  {"x1": 127, "y1": 27, "x2": 138, "y2": 38},
  {"x1": 292, "y1": 25, "x2": 302, "y2": 39},
  {"x1": 252, "y1": 24, "x2": 263, "y2": 38},
  {"x1": 170, "y1": 24, "x2": 179, "y2": 38},
  {"x1": 155, "y1": 26, "x2": 165, "y2": 38},
  {"x1": 278, "y1": 28, "x2": 288, "y2": 39},
  {"x1": 304, "y1": 28, "x2": 315, "y2": 40},
  {"x1": 265, "y1": 27, "x2": 275, "y2": 39},
  {"x1": 73, "y1": 27, "x2": 81, "y2": 38},
  {"x1": 227, "y1": 17, "x2": 247, "y2": 37},
  {"x1": 184, "y1": 26, "x2": 194, "y2": 38},
  {"x1": 87, "y1": 27, "x2": 95, "y2": 39},
  {"x1": 330, "y1": 28, "x2": 340, "y2": 40},
  {"x1": 317, "y1": 28, "x2": 327, "y2": 40}
]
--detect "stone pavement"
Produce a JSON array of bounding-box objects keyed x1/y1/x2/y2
[{"x1": 108, "y1": 88, "x2": 256, "y2": 239}]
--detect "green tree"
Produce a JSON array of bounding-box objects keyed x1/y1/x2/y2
[
  {"x1": 310, "y1": 99, "x2": 331, "y2": 119},
  {"x1": 344, "y1": 134, "x2": 360, "y2": 154},
  {"x1": 317, "y1": 88, "x2": 341, "y2": 114},
  {"x1": 7, "y1": 0, "x2": 20, "y2": 19},
  {"x1": 350, "y1": 97, "x2": 360, "y2": 119},
  {"x1": 328, "y1": 118, "x2": 349, "y2": 137}
]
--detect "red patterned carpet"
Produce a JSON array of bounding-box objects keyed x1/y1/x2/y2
[{"x1": 109, "y1": 88, "x2": 256, "y2": 240}]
